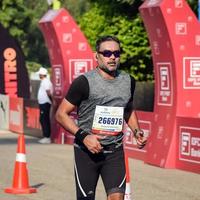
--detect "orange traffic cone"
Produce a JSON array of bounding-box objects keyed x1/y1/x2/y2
[
  {"x1": 4, "y1": 134, "x2": 37, "y2": 194},
  {"x1": 124, "y1": 154, "x2": 132, "y2": 200}
]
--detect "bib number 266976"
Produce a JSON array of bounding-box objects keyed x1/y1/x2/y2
[{"x1": 92, "y1": 106, "x2": 124, "y2": 135}]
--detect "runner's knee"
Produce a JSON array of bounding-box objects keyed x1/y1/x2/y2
[{"x1": 107, "y1": 192, "x2": 124, "y2": 200}]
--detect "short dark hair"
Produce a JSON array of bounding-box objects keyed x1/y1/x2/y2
[{"x1": 95, "y1": 35, "x2": 120, "y2": 52}]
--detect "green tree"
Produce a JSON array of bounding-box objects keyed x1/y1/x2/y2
[
  {"x1": 0, "y1": 0, "x2": 50, "y2": 72},
  {"x1": 62, "y1": 0, "x2": 91, "y2": 19},
  {"x1": 78, "y1": 0, "x2": 198, "y2": 81},
  {"x1": 0, "y1": 0, "x2": 31, "y2": 50},
  {"x1": 78, "y1": 1, "x2": 152, "y2": 81},
  {"x1": 0, "y1": 0, "x2": 92, "y2": 72},
  {"x1": 0, "y1": 0, "x2": 198, "y2": 78},
  {"x1": 23, "y1": 1, "x2": 50, "y2": 71}
]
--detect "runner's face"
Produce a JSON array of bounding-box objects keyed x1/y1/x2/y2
[{"x1": 97, "y1": 41, "x2": 120, "y2": 73}]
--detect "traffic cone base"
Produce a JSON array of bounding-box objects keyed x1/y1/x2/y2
[
  {"x1": 4, "y1": 187, "x2": 36, "y2": 194},
  {"x1": 4, "y1": 134, "x2": 37, "y2": 194}
]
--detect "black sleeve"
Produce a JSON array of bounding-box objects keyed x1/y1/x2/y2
[
  {"x1": 65, "y1": 75, "x2": 89, "y2": 106},
  {"x1": 124, "y1": 75, "x2": 136, "y2": 122},
  {"x1": 129, "y1": 75, "x2": 135, "y2": 102}
]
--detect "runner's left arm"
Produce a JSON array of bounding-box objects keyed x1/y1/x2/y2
[{"x1": 124, "y1": 76, "x2": 147, "y2": 149}]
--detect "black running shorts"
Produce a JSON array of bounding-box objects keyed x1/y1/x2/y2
[{"x1": 74, "y1": 144, "x2": 126, "y2": 200}]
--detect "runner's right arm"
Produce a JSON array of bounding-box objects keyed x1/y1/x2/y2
[
  {"x1": 55, "y1": 75, "x2": 102, "y2": 153},
  {"x1": 55, "y1": 75, "x2": 88, "y2": 134}
]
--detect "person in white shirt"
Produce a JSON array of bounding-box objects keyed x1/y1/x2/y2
[{"x1": 37, "y1": 67, "x2": 53, "y2": 144}]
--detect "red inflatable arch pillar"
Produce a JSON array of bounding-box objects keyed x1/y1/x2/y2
[
  {"x1": 139, "y1": 0, "x2": 200, "y2": 173},
  {"x1": 39, "y1": 9, "x2": 96, "y2": 143}
]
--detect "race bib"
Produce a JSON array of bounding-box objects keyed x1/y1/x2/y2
[{"x1": 92, "y1": 105, "x2": 124, "y2": 135}]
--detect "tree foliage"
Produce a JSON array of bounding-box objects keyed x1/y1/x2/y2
[
  {"x1": 0, "y1": 0, "x2": 50, "y2": 73},
  {"x1": 78, "y1": 1, "x2": 152, "y2": 80},
  {"x1": 78, "y1": 0, "x2": 198, "y2": 81},
  {"x1": 62, "y1": 0, "x2": 91, "y2": 19},
  {"x1": 0, "y1": 0, "x2": 198, "y2": 80}
]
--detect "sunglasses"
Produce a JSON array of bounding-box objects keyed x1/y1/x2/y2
[{"x1": 98, "y1": 50, "x2": 121, "y2": 58}]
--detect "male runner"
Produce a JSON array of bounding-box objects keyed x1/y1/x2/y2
[{"x1": 56, "y1": 35, "x2": 147, "y2": 200}]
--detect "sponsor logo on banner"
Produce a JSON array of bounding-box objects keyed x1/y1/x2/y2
[
  {"x1": 62, "y1": 16, "x2": 69, "y2": 23},
  {"x1": 63, "y1": 33, "x2": 72, "y2": 43},
  {"x1": 179, "y1": 127, "x2": 200, "y2": 164},
  {"x1": 183, "y1": 57, "x2": 200, "y2": 89},
  {"x1": 78, "y1": 42, "x2": 87, "y2": 51},
  {"x1": 157, "y1": 126, "x2": 164, "y2": 139},
  {"x1": 157, "y1": 63, "x2": 173, "y2": 106},
  {"x1": 156, "y1": 28, "x2": 162, "y2": 38},
  {"x1": 176, "y1": 23, "x2": 187, "y2": 35},
  {"x1": 69, "y1": 59, "x2": 93, "y2": 83},
  {"x1": 124, "y1": 120, "x2": 151, "y2": 152},
  {"x1": 4, "y1": 48, "x2": 17, "y2": 96},
  {"x1": 175, "y1": 0, "x2": 183, "y2": 8},
  {"x1": 153, "y1": 41, "x2": 160, "y2": 55},
  {"x1": 52, "y1": 65, "x2": 63, "y2": 97}
]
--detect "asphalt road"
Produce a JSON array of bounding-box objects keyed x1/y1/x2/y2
[{"x1": 0, "y1": 131, "x2": 199, "y2": 200}]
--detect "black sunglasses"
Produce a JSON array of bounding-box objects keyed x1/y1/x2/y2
[{"x1": 98, "y1": 50, "x2": 121, "y2": 58}]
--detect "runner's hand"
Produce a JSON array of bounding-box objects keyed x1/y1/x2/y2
[
  {"x1": 83, "y1": 135, "x2": 103, "y2": 154},
  {"x1": 134, "y1": 129, "x2": 148, "y2": 149}
]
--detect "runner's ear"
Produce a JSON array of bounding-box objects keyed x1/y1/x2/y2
[{"x1": 94, "y1": 52, "x2": 98, "y2": 61}]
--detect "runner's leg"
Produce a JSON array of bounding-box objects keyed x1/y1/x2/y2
[
  {"x1": 101, "y1": 147, "x2": 126, "y2": 200},
  {"x1": 74, "y1": 146, "x2": 100, "y2": 200}
]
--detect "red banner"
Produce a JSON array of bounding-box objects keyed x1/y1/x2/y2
[
  {"x1": 0, "y1": 23, "x2": 30, "y2": 98},
  {"x1": 9, "y1": 97, "x2": 24, "y2": 133},
  {"x1": 139, "y1": 0, "x2": 200, "y2": 172}
]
